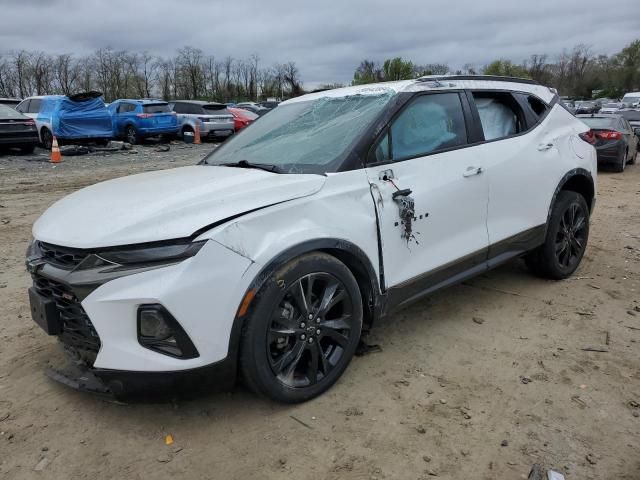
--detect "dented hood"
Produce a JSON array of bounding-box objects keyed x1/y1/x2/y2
[{"x1": 33, "y1": 165, "x2": 326, "y2": 248}]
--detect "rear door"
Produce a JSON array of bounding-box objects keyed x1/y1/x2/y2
[
  {"x1": 466, "y1": 91, "x2": 565, "y2": 253},
  {"x1": 365, "y1": 92, "x2": 489, "y2": 303},
  {"x1": 117, "y1": 102, "x2": 136, "y2": 134}
]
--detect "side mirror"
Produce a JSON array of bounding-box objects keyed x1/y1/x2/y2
[{"x1": 634, "y1": 127, "x2": 640, "y2": 137}]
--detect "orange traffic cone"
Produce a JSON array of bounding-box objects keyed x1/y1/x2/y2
[
  {"x1": 194, "y1": 120, "x2": 202, "y2": 145},
  {"x1": 50, "y1": 136, "x2": 62, "y2": 163}
]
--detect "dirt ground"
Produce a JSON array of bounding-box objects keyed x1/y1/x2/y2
[{"x1": 0, "y1": 145, "x2": 638, "y2": 480}]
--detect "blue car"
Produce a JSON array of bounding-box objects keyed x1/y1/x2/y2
[
  {"x1": 16, "y1": 92, "x2": 113, "y2": 149},
  {"x1": 108, "y1": 99, "x2": 179, "y2": 144}
]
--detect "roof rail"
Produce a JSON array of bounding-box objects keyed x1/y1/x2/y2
[{"x1": 416, "y1": 75, "x2": 540, "y2": 86}]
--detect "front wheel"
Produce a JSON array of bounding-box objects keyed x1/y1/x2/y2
[
  {"x1": 240, "y1": 253, "x2": 363, "y2": 403},
  {"x1": 526, "y1": 191, "x2": 590, "y2": 279}
]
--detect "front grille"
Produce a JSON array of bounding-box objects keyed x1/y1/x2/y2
[
  {"x1": 32, "y1": 274, "x2": 100, "y2": 365},
  {"x1": 38, "y1": 242, "x2": 87, "y2": 269}
]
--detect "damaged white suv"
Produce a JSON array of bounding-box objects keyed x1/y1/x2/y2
[{"x1": 26, "y1": 76, "x2": 597, "y2": 403}]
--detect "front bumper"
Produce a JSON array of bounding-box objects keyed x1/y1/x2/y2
[
  {"x1": 46, "y1": 355, "x2": 237, "y2": 400},
  {"x1": 27, "y1": 239, "x2": 258, "y2": 397}
]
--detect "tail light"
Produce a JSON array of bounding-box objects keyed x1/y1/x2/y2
[
  {"x1": 136, "y1": 113, "x2": 153, "y2": 119},
  {"x1": 595, "y1": 130, "x2": 622, "y2": 140},
  {"x1": 579, "y1": 130, "x2": 596, "y2": 145}
]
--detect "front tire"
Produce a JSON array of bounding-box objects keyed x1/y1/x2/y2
[
  {"x1": 526, "y1": 191, "x2": 590, "y2": 279},
  {"x1": 240, "y1": 252, "x2": 363, "y2": 403}
]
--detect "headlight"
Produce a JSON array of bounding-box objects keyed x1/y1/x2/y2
[{"x1": 96, "y1": 240, "x2": 206, "y2": 266}]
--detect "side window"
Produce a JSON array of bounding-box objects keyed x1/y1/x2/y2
[
  {"x1": 188, "y1": 104, "x2": 203, "y2": 115},
  {"x1": 28, "y1": 98, "x2": 42, "y2": 114},
  {"x1": 16, "y1": 99, "x2": 29, "y2": 113},
  {"x1": 374, "y1": 93, "x2": 468, "y2": 162},
  {"x1": 472, "y1": 92, "x2": 524, "y2": 141},
  {"x1": 527, "y1": 95, "x2": 549, "y2": 120},
  {"x1": 172, "y1": 103, "x2": 184, "y2": 113}
]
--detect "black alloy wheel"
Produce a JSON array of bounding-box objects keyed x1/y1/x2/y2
[
  {"x1": 267, "y1": 272, "x2": 355, "y2": 388},
  {"x1": 526, "y1": 191, "x2": 590, "y2": 279},
  {"x1": 554, "y1": 201, "x2": 587, "y2": 271},
  {"x1": 125, "y1": 125, "x2": 138, "y2": 145},
  {"x1": 240, "y1": 252, "x2": 363, "y2": 403}
]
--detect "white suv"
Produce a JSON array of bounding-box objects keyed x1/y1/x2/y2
[{"x1": 26, "y1": 76, "x2": 597, "y2": 403}]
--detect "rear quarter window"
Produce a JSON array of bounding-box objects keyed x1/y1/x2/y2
[{"x1": 143, "y1": 103, "x2": 171, "y2": 114}]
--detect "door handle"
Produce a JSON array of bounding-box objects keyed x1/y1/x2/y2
[
  {"x1": 463, "y1": 166, "x2": 483, "y2": 177},
  {"x1": 537, "y1": 142, "x2": 554, "y2": 151}
]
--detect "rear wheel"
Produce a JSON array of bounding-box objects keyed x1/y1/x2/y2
[
  {"x1": 40, "y1": 128, "x2": 53, "y2": 150},
  {"x1": 526, "y1": 191, "x2": 589, "y2": 279},
  {"x1": 240, "y1": 253, "x2": 363, "y2": 403},
  {"x1": 125, "y1": 125, "x2": 138, "y2": 145}
]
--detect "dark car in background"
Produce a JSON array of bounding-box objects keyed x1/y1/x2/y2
[
  {"x1": 258, "y1": 100, "x2": 280, "y2": 110},
  {"x1": 574, "y1": 101, "x2": 599, "y2": 114},
  {"x1": 108, "y1": 99, "x2": 178, "y2": 144},
  {"x1": 235, "y1": 102, "x2": 270, "y2": 116},
  {"x1": 0, "y1": 104, "x2": 40, "y2": 153},
  {"x1": 578, "y1": 114, "x2": 638, "y2": 172},
  {"x1": 0, "y1": 98, "x2": 21, "y2": 109},
  {"x1": 618, "y1": 109, "x2": 640, "y2": 132},
  {"x1": 228, "y1": 107, "x2": 258, "y2": 131}
]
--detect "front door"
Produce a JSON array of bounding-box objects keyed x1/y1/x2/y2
[{"x1": 364, "y1": 92, "x2": 490, "y2": 306}]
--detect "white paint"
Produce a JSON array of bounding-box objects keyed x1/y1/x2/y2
[
  {"x1": 33, "y1": 165, "x2": 325, "y2": 248},
  {"x1": 30, "y1": 77, "x2": 597, "y2": 373}
]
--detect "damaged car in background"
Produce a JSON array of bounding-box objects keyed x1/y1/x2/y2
[
  {"x1": 16, "y1": 91, "x2": 113, "y2": 149},
  {"x1": 26, "y1": 76, "x2": 597, "y2": 403}
]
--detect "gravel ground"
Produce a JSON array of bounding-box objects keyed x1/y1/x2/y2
[{"x1": 0, "y1": 146, "x2": 639, "y2": 480}]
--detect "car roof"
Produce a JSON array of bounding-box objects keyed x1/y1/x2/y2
[{"x1": 283, "y1": 75, "x2": 555, "y2": 105}]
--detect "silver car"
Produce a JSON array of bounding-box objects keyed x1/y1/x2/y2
[{"x1": 169, "y1": 101, "x2": 235, "y2": 140}]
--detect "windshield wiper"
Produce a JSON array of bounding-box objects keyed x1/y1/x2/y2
[{"x1": 219, "y1": 160, "x2": 281, "y2": 173}]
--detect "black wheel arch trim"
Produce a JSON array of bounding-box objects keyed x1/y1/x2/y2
[
  {"x1": 547, "y1": 168, "x2": 595, "y2": 233},
  {"x1": 226, "y1": 238, "x2": 383, "y2": 378}
]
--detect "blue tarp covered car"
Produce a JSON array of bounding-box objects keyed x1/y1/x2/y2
[{"x1": 16, "y1": 92, "x2": 113, "y2": 149}]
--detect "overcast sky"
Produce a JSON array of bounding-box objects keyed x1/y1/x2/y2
[{"x1": 1, "y1": 0, "x2": 638, "y2": 88}]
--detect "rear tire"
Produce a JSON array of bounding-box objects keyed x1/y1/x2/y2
[
  {"x1": 240, "y1": 252, "x2": 363, "y2": 403},
  {"x1": 40, "y1": 128, "x2": 53, "y2": 150},
  {"x1": 525, "y1": 191, "x2": 589, "y2": 280},
  {"x1": 125, "y1": 125, "x2": 138, "y2": 145}
]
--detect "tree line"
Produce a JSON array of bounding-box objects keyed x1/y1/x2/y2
[
  {"x1": 2, "y1": 39, "x2": 638, "y2": 103},
  {"x1": 352, "y1": 39, "x2": 640, "y2": 98},
  {"x1": 0, "y1": 46, "x2": 302, "y2": 102}
]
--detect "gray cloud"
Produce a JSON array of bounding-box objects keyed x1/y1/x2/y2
[{"x1": 1, "y1": 0, "x2": 638, "y2": 87}]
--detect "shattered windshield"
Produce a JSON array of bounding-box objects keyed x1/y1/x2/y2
[{"x1": 204, "y1": 90, "x2": 395, "y2": 174}]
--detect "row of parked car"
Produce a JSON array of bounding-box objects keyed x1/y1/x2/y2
[
  {"x1": 562, "y1": 92, "x2": 640, "y2": 115},
  {"x1": 0, "y1": 94, "x2": 280, "y2": 153}
]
